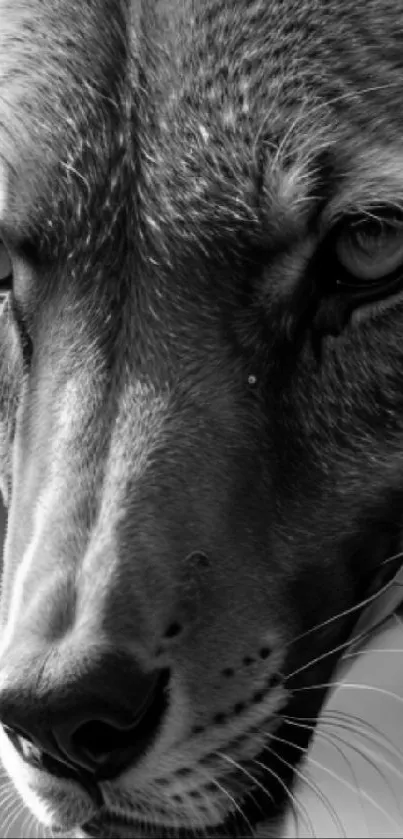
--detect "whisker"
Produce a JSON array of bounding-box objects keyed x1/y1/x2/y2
[
  {"x1": 217, "y1": 747, "x2": 314, "y2": 837},
  {"x1": 331, "y1": 732, "x2": 402, "y2": 821},
  {"x1": 315, "y1": 724, "x2": 371, "y2": 834},
  {"x1": 292, "y1": 715, "x2": 402, "y2": 825},
  {"x1": 283, "y1": 704, "x2": 403, "y2": 829},
  {"x1": 285, "y1": 620, "x2": 382, "y2": 682},
  {"x1": 0, "y1": 799, "x2": 21, "y2": 835},
  {"x1": 284, "y1": 570, "x2": 403, "y2": 656},
  {"x1": 323, "y1": 709, "x2": 403, "y2": 766},
  {"x1": 216, "y1": 751, "x2": 274, "y2": 808},
  {"x1": 307, "y1": 750, "x2": 403, "y2": 832},
  {"x1": 235, "y1": 737, "x2": 302, "y2": 838},
  {"x1": 172, "y1": 788, "x2": 204, "y2": 836},
  {"x1": 2, "y1": 799, "x2": 24, "y2": 839},
  {"x1": 380, "y1": 549, "x2": 403, "y2": 568},
  {"x1": 281, "y1": 714, "x2": 366, "y2": 829},
  {"x1": 321, "y1": 713, "x2": 403, "y2": 796},
  {"x1": 283, "y1": 712, "x2": 403, "y2": 832},
  {"x1": 342, "y1": 646, "x2": 403, "y2": 661},
  {"x1": 218, "y1": 747, "x2": 304, "y2": 837},
  {"x1": 250, "y1": 753, "x2": 316, "y2": 837},
  {"x1": 287, "y1": 708, "x2": 403, "y2": 770},
  {"x1": 307, "y1": 80, "x2": 402, "y2": 115},
  {"x1": 0, "y1": 784, "x2": 21, "y2": 815},
  {"x1": 255, "y1": 728, "x2": 345, "y2": 837},
  {"x1": 290, "y1": 681, "x2": 403, "y2": 710},
  {"x1": 197, "y1": 759, "x2": 257, "y2": 837},
  {"x1": 0, "y1": 788, "x2": 17, "y2": 812},
  {"x1": 185, "y1": 786, "x2": 212, "y2": 838},
  {"x1": 22, "y1": 810, "x2": 37, "y2": 839}
]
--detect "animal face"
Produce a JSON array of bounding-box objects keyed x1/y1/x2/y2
[{"x1": 0, "y1": 0, "x2": 402, "y2": 836}]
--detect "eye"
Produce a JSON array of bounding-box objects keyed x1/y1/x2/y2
[
  {"x1": 309, "y1": 212, "x2": 403, "y2": 337},
  {"x1": 0, "y1": 240, "x2": 12, "y2": 295},
  {"x1": 334, "y1": 214, "x2": 403, "y2": 289}
]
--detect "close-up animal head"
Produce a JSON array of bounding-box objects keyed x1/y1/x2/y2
[{"x1": 0, "y1": 0, "x2": 403, "y2": 836}]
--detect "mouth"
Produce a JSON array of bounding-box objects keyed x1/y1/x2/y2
[
  {"x1": 72, "y1": 674, "x2": 329, "y2": 839},
  {"x1": 79, "y1": 814, "x2": 150, "y2": 839},
  {"x1": 77, "y1": 709, "x2": 319, "y2": 839},
  {"x1": 80, "y1": 810, "x2": 250, "y2": 839},
  {"x1": 78, "y1": 794, "x2": 284, "y2": 839},
  {"x1": 79, "y1": 813, "x2": 254, "y2": 839}
]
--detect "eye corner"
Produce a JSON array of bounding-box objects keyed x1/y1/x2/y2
[
  {"x1": 0, "y1": 238, "x2": 13, "y2": 291},
  {"x1": 302, "y1": 207, "x2": 403, "y2": 339}
]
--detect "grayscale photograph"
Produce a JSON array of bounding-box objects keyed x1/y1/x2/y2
[{"x1": 0, "y1": 1, "x2": 402, "y2": 837}]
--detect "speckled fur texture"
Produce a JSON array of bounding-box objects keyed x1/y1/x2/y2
[{"x1": 0, "y1": 1, "x2": 402, "y2": 836}]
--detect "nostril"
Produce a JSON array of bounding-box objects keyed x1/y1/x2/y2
[
  {"x1": 53, "y1": 667, "x2": 171, "y2": 779},
  {"x1": 0, "y1": 656, "x2": 170, "y2": 782},
  {"x1": 70, "y1": 719, "x2": 138, "y2": 767}
]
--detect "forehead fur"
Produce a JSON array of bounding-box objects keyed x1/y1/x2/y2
[
  {"x1": 0, "y1": 0, "x2": 402, "y2": 258},
  {"x1": 0, "y1": 0, "x2": 135, "y2": 255}
]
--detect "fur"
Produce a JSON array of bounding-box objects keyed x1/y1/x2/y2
[{"x1": 0, "y1": 0, "x2": 402, "y2": 836}]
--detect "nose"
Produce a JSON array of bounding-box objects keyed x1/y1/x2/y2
[{"x1": 0, "y1": 648, "x2": 170, "y2": 782}]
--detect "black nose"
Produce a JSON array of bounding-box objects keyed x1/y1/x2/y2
[{"x1": 0, "y1": 650, "x2": 169, "y2": 782}]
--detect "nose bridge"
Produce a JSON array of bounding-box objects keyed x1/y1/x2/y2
[
  {"x1": 2, "y1": 344, "x2": 246, "y2": 664},
  {"x1": 1, "y1": 369, "x2": 176, "y2": 650},
  {"x1": 0, "y1": 640, "x2": 154, "y2": 726},
  {"x1": 0, "y1": 362, "x2": 106, "y2": 644},
  {"x1": 72, "y1": 379, "x2": 187, "y2": 649},
  {"x1": 93, "y1": 377, "x2": 170, "y2": 525}
]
